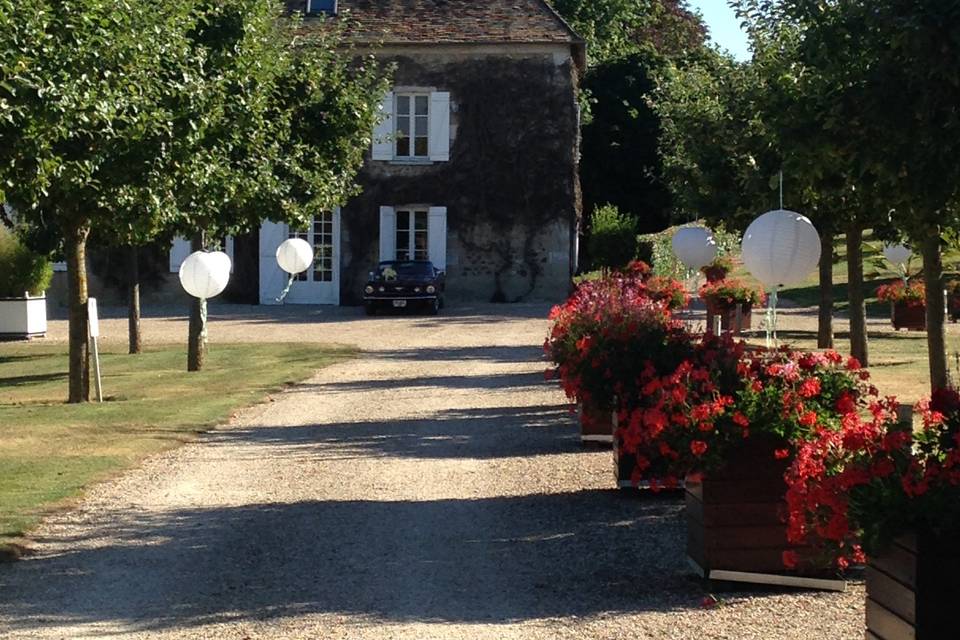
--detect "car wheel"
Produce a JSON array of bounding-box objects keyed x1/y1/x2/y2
[{"x1": 364, "y1": 302, "x2": 377, "y2": 316}]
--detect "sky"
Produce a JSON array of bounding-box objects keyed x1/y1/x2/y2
[{"x1": 687, "y1": 1, "x2": 751, "y2": 61}]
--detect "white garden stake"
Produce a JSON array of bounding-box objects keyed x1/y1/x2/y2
[
  {"x1": 741, "y1": 209, "x2": 821, "y2": 346},
  {"x1": 671, "y1": 226, "x2": 718, "y2": 272},
  {"x1": 275, "y1": 238, "x2": 314, "y2": 303}
]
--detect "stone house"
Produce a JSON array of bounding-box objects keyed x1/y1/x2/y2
[{"x1": 58, "y1": 0, "x2": 586, "y2": 307}]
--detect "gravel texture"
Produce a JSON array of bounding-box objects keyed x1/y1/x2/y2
[{"x1": 0, "y1": 303, "x2": 864, "y2": 638}]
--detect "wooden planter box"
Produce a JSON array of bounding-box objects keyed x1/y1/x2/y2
[
  {"x1": 891, "y1": 301, "x2": 925, "y2": 331},
  {"x1": 686, "y1": 435, "x2": 844, "y2": 590},
  {"x1": 705, "y1": 302, "x2": 752, "y2": 335},
  {"x1": 0, "y1": 295, "x2": 47, "y2": 340},
  {"x1": 866, "y1": 533, "x2": 960, "y2": 639},
  {"x1": 948, "y1": 293, "x2": 960, "y2": 323},
  {"x1": 578, "y1": 402, "x2": 614, "y2": 445}
]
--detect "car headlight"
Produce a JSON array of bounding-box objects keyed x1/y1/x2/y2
[
  {"x1": 426, "y1": 285, "x2": 436, "y2": 294},
  {"x1": 364, "y1": 285, "x2": 374, "y2": 294}
]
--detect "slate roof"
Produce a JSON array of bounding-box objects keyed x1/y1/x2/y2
[{"x1": 288, "y1": 0, "x2": 583, "y2": 47}]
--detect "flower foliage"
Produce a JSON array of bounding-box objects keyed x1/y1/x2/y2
[
  {"x1": 545, "y1": 262, "x2": 690, "y2": 414},
  {"x1": 875, "y1": 279, "x2": 925, "y2": 306},
  {"x1": 785, "y1": 387, "x2": 960, "y2": 569},
  {"x1": 698, "y1": 277, "x2": 766, "y2": 309}
]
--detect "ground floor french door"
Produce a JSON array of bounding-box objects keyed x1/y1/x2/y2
[{"x1": 258, "y1": 209, "x2": 340, "y2": 305}]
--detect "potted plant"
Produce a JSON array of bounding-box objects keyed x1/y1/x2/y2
[
  {"x1": 785, "y1": 388, "x2": 960, "y2": 636},
  {"x1": 700, "y1": 254, "x2": 734, "y2": 283},
  {"x1": 0, "y1": 226, "x2": 53, "y2": 339},
  {"x1": 545, "y1": 262, "x2": 689, "y2": 450},
  {"x1": 683, "y1": 348, "x2": 872, "y2": 584},
  {"x1": 698, "y1": 278, "x2": 765, "y2": 334},
  {"x1": 876, "y1": 279, "x2": 926, "y2": 330}
]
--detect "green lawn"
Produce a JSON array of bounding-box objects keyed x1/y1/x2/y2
[
  {"x1": 779, "y1": 230, "x2": 960, "y2": 311},
  {"x1": 0, "y1": 342, "x2": 353, "y2": 555}
]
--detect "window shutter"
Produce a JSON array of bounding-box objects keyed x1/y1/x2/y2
[
  {"x1": 169, "y1": 236, "x2": 192, "y2": 273},
  {"x1": 428, "y1": 92, "x2": 450, "y2": 162},
  {"x1": 371, "y1": 91, "x2": 394, "y2": 161},
  {"x1": 224, "y1": 236, "x2": 235, "y2": 273},
  {"x1": 427, "y1": 206, "x2": 447, "y2": 270},
  {"x1": 258, "y1": 221, "x2": 288, "y2": 305},
  {"x1": 379, "y1": 206, "x2": 396, "y2": 261}
]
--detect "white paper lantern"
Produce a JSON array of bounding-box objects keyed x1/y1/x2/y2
[
  {"x1": 179, "y1": 251, "x2": 231, "y2": 299},
  {"x1": 210, "y1": 250, "x2": 232, "y2": 277},
  {"x1": 671, "y1": 226, "x2": 718, "y2": 271},
  {"x1": 276, "y1": 238, "x2": 314, "y2": 275},
  {"x1": 883, "y1": 244, "x2": 912, "y2": 267},
  {"x1": 741, "y1": 209, "x2": 821, "y2": 289}
]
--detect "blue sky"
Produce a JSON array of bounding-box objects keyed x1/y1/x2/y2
[{"x1": 687, "y1": 1, "x2": 751, "y2": 61}]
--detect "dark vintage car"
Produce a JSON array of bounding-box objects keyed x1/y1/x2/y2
[{"x1": 363, "y1": 260, "x2": 445, "y2": 315}]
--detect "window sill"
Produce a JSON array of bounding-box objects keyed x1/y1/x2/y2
[{"x1": 385, "y1": 158, "x2": 437, "y2": 166}]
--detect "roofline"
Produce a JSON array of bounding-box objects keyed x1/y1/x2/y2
[{"x1": 536, "y1": 0, "x2": 585, "y2": 46}]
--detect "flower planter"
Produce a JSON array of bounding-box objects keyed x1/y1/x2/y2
[
  {"x1": 0, "y1": 295, "x2": 47, "y2": 340},
  {"x1": 891, "y1": 301, "x2": 925, "y2": 331},
  {"x1": 686, "y1": 435, "x2": 843, "y2": 590},
  {"x1": 866, "y1": 532, "x2": 960, "y2": 639},
  {"x1": 578, "y1": 402, "x2": 614, "y2": 445},
  {"x1": 948, "y1": 293, "x2": 960, "y2": 323},
  {"x1": 705, "y1": 302, "x2": 752, "y2": 335}
]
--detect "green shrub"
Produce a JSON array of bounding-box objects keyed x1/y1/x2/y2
[
  {"x1": 0, "y1": 226, "x2": 53, "y2": 297},
  {"x1": 587, "y1": 204, "x2": 637, "y2": 271}
]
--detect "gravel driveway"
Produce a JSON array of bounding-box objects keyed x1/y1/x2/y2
[{"x1": 0, "y1": 303, "x2": 863, "y2": 638}]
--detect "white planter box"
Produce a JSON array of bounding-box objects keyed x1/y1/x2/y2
[{"x1": 0, "y1": 295, "x2": 47, "y2": 339}]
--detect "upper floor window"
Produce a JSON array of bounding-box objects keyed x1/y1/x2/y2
[
  {"x1": 372, "y1": 90, "x2": 450, "y2": 163},
  {"x1": 395, "y1": 94, "x2": 429, "y2": 159},
  {"x1": 306, "y1": 0, "x2": 337, "y2": 15}
]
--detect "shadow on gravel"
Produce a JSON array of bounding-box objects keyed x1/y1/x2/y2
[
  {"x1": 205, "y1": 404, "x2": 582, "y2": 461},
  {"x1": 373, "y1": 344, "x2": 545, "y2": 363},
  {"x1": 0, "y1": 490, "x2": 708, "y2": 633},
  {"x1": 297, "y1": 369, "x2": 549, "y2": 393}
]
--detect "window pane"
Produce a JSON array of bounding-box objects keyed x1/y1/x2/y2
[
  {"x1": 414, "y1": 211, "x2": 428, "y2": 231},
  {"x1": 415, "y1": 95, "x2": 428, "y2": 115},
  {"x1": 397, "y1": 95, "x2": 410, "y2": 115},
  {"x1": 396, "y1": 116, "x2": 411, "y2": 136},
  {"x1": 414, "y1": 230, "x2": 428, "y2": 260},
  {"x1": 397, "y1": 210, "x2": 409, "y2": 231},
  {"x1": 415, "y1": 115, "x2": 428, "y2": 136},
  {"x1": 396, "y1": 136, "x2": 410, "y2": 157},
  {"x1": 414, "y1": 136, "x2": 428, "y2": 157}
]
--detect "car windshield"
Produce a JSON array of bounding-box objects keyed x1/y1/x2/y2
[{"x1": 377, "y1": 262, "x2": 433, "y2": 279}]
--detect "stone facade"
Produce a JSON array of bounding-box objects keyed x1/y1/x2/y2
[{"x1": 339, "y1": 44, "x2": 582, "y2": 304}]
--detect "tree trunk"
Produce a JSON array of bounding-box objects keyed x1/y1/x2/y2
[
  {"x1": 921, "y1": 232, "x2": 948, "y2": 391},
  {"x1": 846, "y1": 222, "x2": 869, "y2": 366},
  {"x1": 187, "y1": 232, "x2": 205, "y2": 372},
  {"x1": 66, "y1": 222, "x2": 91, "y2": 403},
  {"x1": 127, "y1": 245, "x2": 142, "y2": 355},
  {"x1": 817, "y1": 228, "x2": 834, "y2": 349}
]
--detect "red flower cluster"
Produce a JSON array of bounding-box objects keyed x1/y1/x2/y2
[
  {"x1": 544, "y1": 264, "x2": 689, "y2": 414},
  {"x1": 876, "y1": 279, "x2": 925, "y2": 307},
  {"x1": 698, "y1": 277, "x2": 766, "y2": 310},
  {"x1": 614, "y1": 332, "x2": 745, "y2": 485},
  {"x1": 785, "y1": 386, "x2": 960, "y2": 569}
]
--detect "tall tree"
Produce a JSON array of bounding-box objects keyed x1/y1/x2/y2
[
  {"x1": 778, "y1": 0, "x2": 960, "y2": 390},
  {"x1": 0, "y1": 1, "x2": 388, "y2": 397},
  {"x1": 0, "y1": 0, "x2": 204, "y2": 401},
  {"x1": 551, "y1": 0, "x2": 709, "y2": 238},
  {"x1": 161, "y1": 3, "x2": 387, "y2": 371}
]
